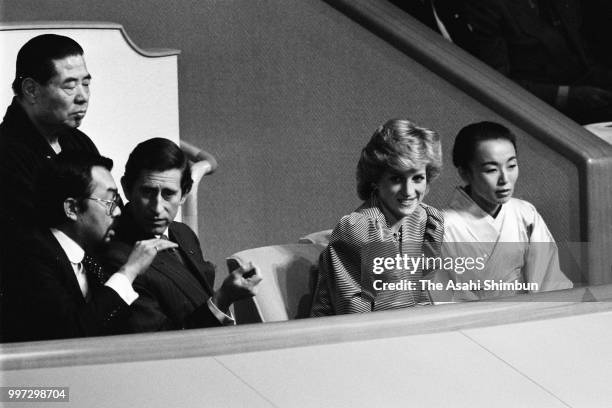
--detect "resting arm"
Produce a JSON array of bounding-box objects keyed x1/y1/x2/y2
[
  {"x1": 22, "y1": 256, "x2": 129, "y2": 340},
  {"x1": 523, "y1": 209, "x2": 573, "y2": 292},
  {"x1": 310, "y1": 216, "x2": 375, "y2": 316},
  {"x1": 103, "y1": 243, "x2": 222, "y2": 332},
  {"x1": 180, "y1": 140, "x2": 218, "y2": 175},
  {"x1": 179, "y1": 140, "x2": 218, "y2": 233},
  {"x1": 310, "y1": 248, "x2": 337, "y2": 317},
  {"x1": 129, "y1": 275, "x2": 223, "y2": 332}
]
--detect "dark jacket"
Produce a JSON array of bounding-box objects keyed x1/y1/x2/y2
[
  {"x1": 102, "y1": 209, "x2": 221, "y2": 332},
  {"x1": 3, "y1": 229, "x2": 129, "y2": 342},
  {"x1": 464, "y1": 0, "x2": 612, "y2": 103},
  {"x1": 0, "y1": 99, "x2": 99, "y2": 310},
  {"x1": 388, "y1": 0, "x2": 475, "y2": 53},
  {"x1": 0, "y1": 98, "x2": 98, "y2": 232}
]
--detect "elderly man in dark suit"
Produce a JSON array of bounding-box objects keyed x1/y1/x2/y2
[
  {"x1": 463, "y1": 0, "x2": 612, "y2": 124},
  {"x1": 0, "y1": 34, "x2": 99, "y2": 233},
  {"x1": 0, "y1": 35, "x2": 101, "y2": 324},
  {"x1": 103, "y1": 138, "x2": 261, "y2": 332},
  {"x1": 2, "y1": 152, "x2": 174, "y2": 342}
]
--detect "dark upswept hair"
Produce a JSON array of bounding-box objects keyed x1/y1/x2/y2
[
  {"x1": 37, "y1": 151, "x2": 114, "y2": 228},
  {"x1": 123, "y1": 138, "x2": 193, "y2": 196},
  {"x1": 356, "y1": 119, "x2": 442, "y2": 200},
  {"x1": 452, "y1": 121, "x2": 518, "y2": 170},
  {"x1": 12, "y1": 34, "x2": 84, "y2": 96}
]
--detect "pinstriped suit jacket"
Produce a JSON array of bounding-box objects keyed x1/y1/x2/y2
[
  {"x1": 103, "y1": 211, "x2": 220, "y2": 332},
  {"x1": 310, "y1": 198, "x2": 444, "y2": 316}
]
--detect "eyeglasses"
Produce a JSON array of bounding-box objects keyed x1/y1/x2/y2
[{"x1": 85, "y1": 194, "x2": 123, "y2": 216}]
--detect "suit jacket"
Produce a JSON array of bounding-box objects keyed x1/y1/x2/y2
[
  {"x1": 581, "y1": 0, "x2": 612, "y2": 68},
  {"x1": 0, "y1": 98, "x2": 99, "y2": 307},
  {"x1": 2, "y1": 229, "x2": 129, "y2": 342},
  {"x1": 102, "y1": 210, "x2": 221, "y2": 332},
  {"x1": 464, "y1": 0, "x2": 612, "y2": 103},
  {"x1": 0, "y1": 98, "x2": 98, "y2": 232},
  {"x1": 389, "y1": 0, "x2": 475, "y2": 53}
]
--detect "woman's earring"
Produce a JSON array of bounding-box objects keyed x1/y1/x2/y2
[{"x1": 370, "y1": 184, "x2": 378, "y2": 200}]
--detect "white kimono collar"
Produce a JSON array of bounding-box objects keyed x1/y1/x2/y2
[{"x1": 449, "y1": 186, "x2": 506, "y2": 227}]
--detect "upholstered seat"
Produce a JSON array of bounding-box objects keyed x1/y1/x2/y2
[{"x1": 227, "y1": 244, "x2": 323, "y2": 323}]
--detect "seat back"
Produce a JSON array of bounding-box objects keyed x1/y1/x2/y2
[
  {"x1": 298, "y1": 229, "x2": 333, "y2": 247},
  {"x1": 227, "y1": 244, "x2": 323, "y2": 323},
  {"x1": 0, "y1": 22, "x2": 213, "y2": 234},
  {"x1": 0, "y1": 22, "x2": 180, "y2": 192}
]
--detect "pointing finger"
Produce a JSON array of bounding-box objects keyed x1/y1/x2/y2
[{"x1": 155, "y1": 240, "x2": 179, "y2": 251}]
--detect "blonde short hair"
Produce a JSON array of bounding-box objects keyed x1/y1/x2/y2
[{"x1": 356, "y1": 119, "x2": 442, "y2": 200}]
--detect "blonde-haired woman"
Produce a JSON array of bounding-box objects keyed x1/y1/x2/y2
[{"x1": 311, "y1": 119, "x2": 444, "y2": 316}]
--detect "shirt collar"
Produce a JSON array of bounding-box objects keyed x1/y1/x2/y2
[
  {"x1": 449, "y1": 186, "x2": 506, "y2": 222},
  {"x1": 50, "y1": 228, "x2": 85, "y2": 264},
  {"x1": 155, "y1": 228, "x2": 170, "y2": 240},
  {"x1": 360, "y1": 195, "x2": 426, "y2": 232}
]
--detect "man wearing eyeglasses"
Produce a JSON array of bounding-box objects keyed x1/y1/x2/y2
[
  {"x1": 0, "y1": 36, "x2": 100, "y2": 335},
  {"x1": 3, "y1": 152, "x2": 175, "y2": 341}
]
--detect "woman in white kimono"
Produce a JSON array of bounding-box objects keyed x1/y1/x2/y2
[
  {"x1": 442, "y1": 122, "x2": 572, "y2": 300},
  {"x1": 310, "y1": 119, "x2": 444, "y2": 316}
]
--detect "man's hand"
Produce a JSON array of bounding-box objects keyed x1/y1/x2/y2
[
  {"x1": 117, "y1": 238, "x2": 178, "y2": 283},
  {"x1": 212, "y1": 263, "x2": 263, "y2": 313},
  {"x1": 568, "y1": 86, "x2": 612, "y2": 111}
]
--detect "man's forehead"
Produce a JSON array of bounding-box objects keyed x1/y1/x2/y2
[
  {"x1": 136, "y1": 168, "x2": 182, "y2": 187},
  {"x1": 50, "y1": 54, "x2": 90, "y2": 79},
  {"x1": 91, "y1": 166, "x2": 117, "y2": 192}
]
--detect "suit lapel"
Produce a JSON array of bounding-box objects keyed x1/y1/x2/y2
[
  {"x1": 42, "y1": 231, "x2": 87, "y2": 305},
  {"x1": 114, "y1": 211, "x2": 215, "y2": 301},
  {"x1": 169, "y1": 223, "x2": 215, "y2": 294}
]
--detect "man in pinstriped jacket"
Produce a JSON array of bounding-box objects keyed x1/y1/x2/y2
[{"x1": 103, "y1": 138, "x2": 262, "y2": 332}]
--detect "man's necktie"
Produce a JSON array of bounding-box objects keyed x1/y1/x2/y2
[
  {"x1": 82, "y1": 254, "x2": 106, "y2": 285},
  {"x1": 160, "y1": 235, "x2": 210, "y2": 291},
  {"x1": 72, "y1": 261, "x2": 89, "y2": 299},
  {"x1": 161, "y1": 235, "x2": 187, "y2": 267}
]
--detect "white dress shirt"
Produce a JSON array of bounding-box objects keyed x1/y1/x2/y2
[
  {"x1": 50, "y1": 229, "x2": 138, "y2": 305},
  {"x1": 431, "y1": 1, "x2": 454, "y2": 42}
]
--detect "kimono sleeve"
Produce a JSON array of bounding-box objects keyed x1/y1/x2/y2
[{"x1": 523, "y1": 207, "x2": 573, "y2": 292}]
